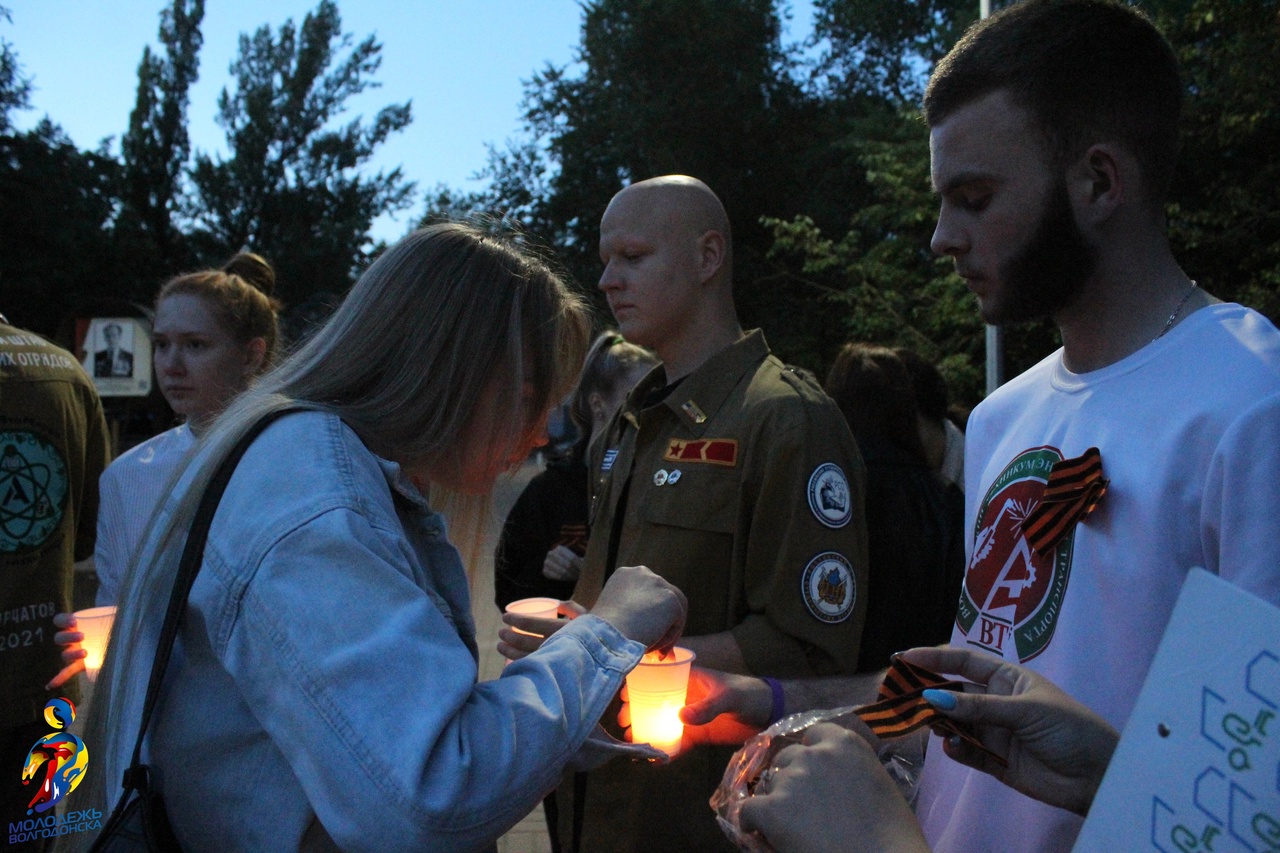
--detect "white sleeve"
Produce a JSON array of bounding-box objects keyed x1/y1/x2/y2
[
  {"x1": 1201, "y1": 391, "x2": 1280, "y2": 604},
  {"x1": 93, "y1": 463, "x2": 128, "y2": 607}
]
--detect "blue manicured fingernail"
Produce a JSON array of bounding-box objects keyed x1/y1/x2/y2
[{"x1": 923, "y1": 689, "x2": 957, "y2": 711}]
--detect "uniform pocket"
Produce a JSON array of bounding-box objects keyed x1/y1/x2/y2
[
  {"x1": 639, "y1": 466, "x2": 738, "y2": 533},
  {"x1": 633, "y1": 466, "x2": 740, "y2": 634}
]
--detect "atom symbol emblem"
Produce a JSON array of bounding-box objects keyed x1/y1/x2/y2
[{"x1": 0, "y1": 432, "x2": 67, "y2": 553}]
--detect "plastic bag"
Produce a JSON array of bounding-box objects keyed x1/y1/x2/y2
[{"x1": 710, "y1": 706, "x2": 925, "y2": 852}]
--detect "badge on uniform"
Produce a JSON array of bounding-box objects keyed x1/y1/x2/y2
[
  {"x1": 806, "y1": 463, "x2": 851, "y2": 528},
  {"x1": 602, "y1": 448, "x2": 618, "y2": 472},
  {"x1": 801, "y1": 552, "x2": 856, "y2": 624},
  {"x1": 680, "y1": 400, "x2": 708, "y2": 424},
  {"x1": 663, "y1": 438, "x2": 738, "y2": 467}
]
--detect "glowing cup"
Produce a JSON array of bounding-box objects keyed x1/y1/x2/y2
[
  {"x1": 625, "y1": 647, "x2": 696, "y2": 758},
  {"x1": 504, "y1": 597, "x2": 561, "y2": 637},
  {"x1": 73, "y1": 606, "x2": 117, "y2": 682}
]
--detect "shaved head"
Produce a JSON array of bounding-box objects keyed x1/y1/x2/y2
[
  {"x1": 597, "y1": 175, "x2": 741, "y2": 370},
  {"x1": 605, "y1": 176, "x2": 733, "y2": 276}
]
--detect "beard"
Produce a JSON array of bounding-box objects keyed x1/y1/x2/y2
[{"x1": 988, "y1": 179, "x2": 1098, "y2": 325}]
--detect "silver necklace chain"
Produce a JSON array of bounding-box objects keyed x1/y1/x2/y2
[{"x1": 1154, "y1": 280, "x2": 1197, "y2": 342}]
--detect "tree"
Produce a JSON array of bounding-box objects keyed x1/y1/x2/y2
[
  {"x1": 0, "y1": 6, "x2": 29, "y2": 132},
  {"x1": 116, "y1": 0, "x2": 205, "y2": 295},
  {"x1": 1154, "y1": 0, "x2": 1280, "y2": 323},
  {"x1": 0, "y1": 121, "x2": 119, "y2": 335},
  {"x1": 0, "y1": 12, "x2": 117, "y2": 334},
  {"x1": 188, "y1": 0, "x2": 413, "y2": 305},
  {"x1": 811, "y1": 0, "x2": 975, "y2": 104},
  {"x1": 425, "y1": 0, "x2": 872, "y2": 369}
]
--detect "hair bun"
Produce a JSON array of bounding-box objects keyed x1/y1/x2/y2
[{"x1": 222, "y1": 252, "x2": 277, "y2": 297}]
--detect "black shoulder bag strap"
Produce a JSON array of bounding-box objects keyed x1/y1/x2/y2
[{"x1": 92, "y1": 407, "x2": 306, "y2": 852}]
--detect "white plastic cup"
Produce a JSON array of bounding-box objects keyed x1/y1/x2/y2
[
  {"x1": 73, "y1": 605, "x2": 117, "y2": 682},
  {"x1": 625, "y1": 647, "x2": 696, "y2": 757},
  {"x1": 503, "y1": 597, "x2": 561, "y2": 637}
]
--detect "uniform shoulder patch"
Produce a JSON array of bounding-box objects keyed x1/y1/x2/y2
[
  {"x1": 807, "y1": 462, "x2": 851, "y2": 528},
  {"x1": 663, "y1": 438, "x2": 738, "y2": 467},
  {"x1": 801, "y1": 552, "x2": 856, "y2": 624}
]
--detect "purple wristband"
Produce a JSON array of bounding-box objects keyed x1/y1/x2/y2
[{"x1": 762, "y1": 676, "x2": 785, "y2": 726}]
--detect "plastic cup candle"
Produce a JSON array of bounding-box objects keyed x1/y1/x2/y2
[
  {"x1": 73, "y1": 606, "x2": 117, "y2": 682},
  {"x1": 625, "y1": 647, "x2": 696, "y2": 758},
  {"x1": 504, "y1": 597, "x2": 561, "y2": 637}
]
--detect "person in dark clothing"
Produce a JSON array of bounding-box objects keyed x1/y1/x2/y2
[
  {"x1": 492, "y1": 330, "x2": 656, "y2": 853},
  {"x1": 825, "y1": 343, "x2": 965, "y2": 672},
  {"x1": 895, "y1": 347, "x2": 966, "y2": 491},
  {"x1": 493, "y1": 331, "x2": 656, "y2": 608}
]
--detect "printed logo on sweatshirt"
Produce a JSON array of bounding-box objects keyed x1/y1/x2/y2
[
  {"x1": 955, "y1": 446, "x2": 1075, "y2": 663},
  {"x1": 0, "y1": 431, "x2": 67, "y2": 553}
]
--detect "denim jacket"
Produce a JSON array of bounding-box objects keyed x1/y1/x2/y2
[{"x1": 141, "y1": 411, "x2": 643, "y2": 851}]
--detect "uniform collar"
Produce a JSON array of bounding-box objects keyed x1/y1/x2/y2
[{"x1": 628, "y1": 329, "x2": 770, "y2": 438}]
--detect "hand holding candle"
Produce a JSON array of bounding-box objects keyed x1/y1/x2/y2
[
  {"x1": 71, "y1": 606, "x2": 117, "y2": 682},
  {"x1": 588, "y1": 565, "x2": 687, "y2": 654},
  {"x1": 46, "y1": 611, "x2": 88, "y2": 690},
  {"x1": 499, "y1": 598, "x2": 583, "y2": 661},
  {"x1": 504, "y1": 597, "x2": 561, "y2": 634},
  {"x1": 625, "y1": 646, "x2": 696, "y2": 757}
]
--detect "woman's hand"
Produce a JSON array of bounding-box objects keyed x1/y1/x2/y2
[
  {"x1": 589, "y1": 565, "x2": 686, "y2": 652},
  {"x1": 45, "y1": 611, "x2": 87, "y2": 690},
  {"x1": 497, "y1": 600, "x2": 585, "y2": 661},
  {"x1": 499, "y1": 566, "x2": 685, "y2": 660},
  {"x1": 541, "y1": 545, "x2": 584, "y2": 583},
  {"x1": 904, "y1": 646, "x2": 1119, "y2": 816}
]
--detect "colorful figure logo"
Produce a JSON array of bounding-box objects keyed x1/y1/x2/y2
[{"x1": 21, "y1": 698, "x2": 88, "y2": 814}]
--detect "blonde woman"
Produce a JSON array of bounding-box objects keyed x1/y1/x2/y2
[{"x1": 75, "y1": 224, "x2": 686, "y2": 852}]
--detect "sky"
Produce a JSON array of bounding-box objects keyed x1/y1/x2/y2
[{"x1": 6, "y1": 0, "x2": 815, "y2": 244}]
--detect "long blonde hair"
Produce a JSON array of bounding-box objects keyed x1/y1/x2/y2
[{"x1": 74, "y1": 223, "x2": 590, "y2": 840}]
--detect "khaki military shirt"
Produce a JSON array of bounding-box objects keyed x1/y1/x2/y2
[
  {"x1": 0, "y1": 322, "x2": 109, "y2": 728},
  {"x1": 576, "y1": 329, "x2": 868, "y2": 674},
  {"x1": 568, "y1": 330, "x2": 868, "y2": 853}
]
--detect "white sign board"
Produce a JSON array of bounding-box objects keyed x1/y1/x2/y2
[{"x1": 1075, "y1": 568, "x2": 1280, "y2": 852}]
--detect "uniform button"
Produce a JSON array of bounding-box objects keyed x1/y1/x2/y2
[
  {"x1": 653, "y1": 469, "x2": 669, "y2": 486},
  {"x1": 666, "y1": 469, "x2": 682, "y2": 485}
]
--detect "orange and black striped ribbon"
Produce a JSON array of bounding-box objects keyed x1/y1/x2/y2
[
  {"x1": 1019, "y1": 447, "x2": 1109, "y2": 557},
  {"x1": 854, "y1": 657, "x2": 1007, "y2": 768}
]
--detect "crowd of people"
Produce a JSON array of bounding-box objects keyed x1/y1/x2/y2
[{"x1": 3, "y1": 1, "x2": 1279, "y2": 851}]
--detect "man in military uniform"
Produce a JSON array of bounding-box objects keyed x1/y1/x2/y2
[
  {"x1": 568, "y1": 175, "x2": 869, "y2": 852},
  {"x1": 0, "y1": 316, "x2": 109, "y2": 849}
]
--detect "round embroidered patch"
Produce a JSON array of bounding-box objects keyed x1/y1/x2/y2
[
  {"x1": 807, "y1": 463, "x2": 851, "y2": 528},
  {"x1": 801, "y1": 552, "x2": 856, "y2": 623},
  {"x1": 0, "y1": 430, "x2": 68, "y2": 554}
]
